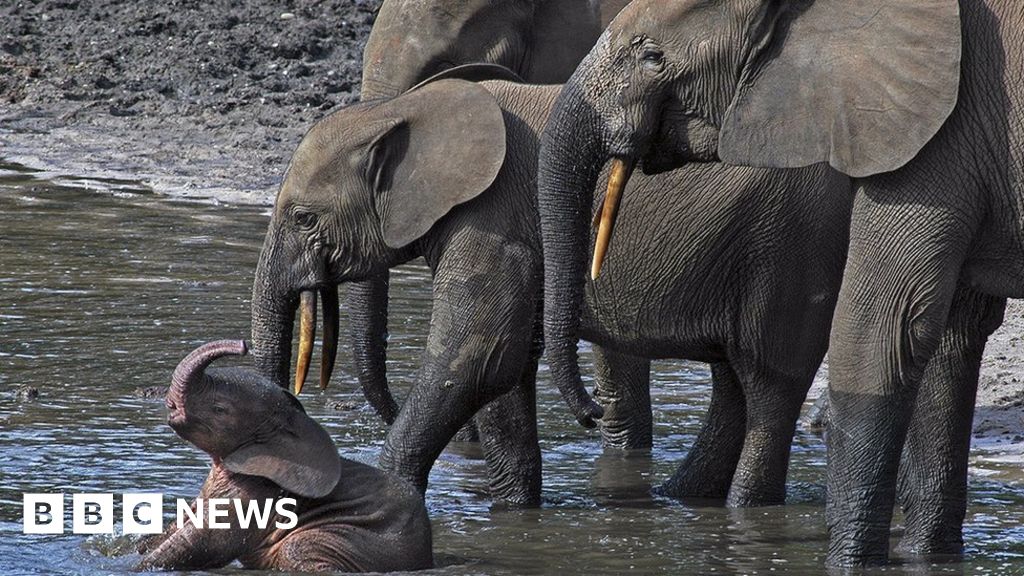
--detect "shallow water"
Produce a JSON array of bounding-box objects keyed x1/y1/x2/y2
[{"x1": 0, "y1": 161, "x2": 1022, "y2": 575}]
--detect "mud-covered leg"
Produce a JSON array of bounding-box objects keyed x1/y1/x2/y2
[
  {"x1": 726, "y1": 366, "x2": 809, "y2": 507},
  {"x1": 475, "y1": 357, "x2": 542, "y2": 505},
  {"x1": 896, "y1": 287, "x2": 1005, "y2": 555},
  {"x1": 656, "y1": 362, "x2": 746, "y2": 499},
  {"x1": 592, "y1": 345, "x2": 652, "y2": 450}
]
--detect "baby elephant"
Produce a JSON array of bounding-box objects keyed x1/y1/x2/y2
[{"x1": 138, "y1": 340, "x2": 433, "y2": 573}]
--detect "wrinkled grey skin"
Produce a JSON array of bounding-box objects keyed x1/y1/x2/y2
[
  {"x1": 251, "y1": 76, "x2": 550, "y2": 505},
  {"x1": 139, "y1": 340, "x2": 432, "y2": 572},
  {"x1": 537, "y1": 0, "x2": 1018, "y2": 566},
  {"x1": 250, "y1": 69, "x2": 850, "y2": 508},
  {"x1": 348, "y1": 0, "x2": 603, "y2": 432}
]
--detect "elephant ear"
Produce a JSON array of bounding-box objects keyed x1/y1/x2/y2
[
  {"x1": 719, "y1": 0, "x2": 961, "y2": 177},
  {"x1": 223, "y1": 395, "x2": 341, "y2": 499},
  {"x1": 363, "y1": 78, "x2": 506, "y2": 248}
]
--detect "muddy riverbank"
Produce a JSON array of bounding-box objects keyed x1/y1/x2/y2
[
  {"x1": 1, "y1": 0, "x2": 381, "y2": 203},
  {"x1": 2, "y1": 0, "x2": 1022, "y2": 459}
]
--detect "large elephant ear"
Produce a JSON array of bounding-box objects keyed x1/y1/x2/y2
[
  {"x1": 719, "y1": 0, "x2": 961, "y2": 177},
  {"x1": 223, "y1": 395, "x2": 341, "y2": 499},
  {"x1": 363, "y1": 78, "x2": 506, "y2": 248}
]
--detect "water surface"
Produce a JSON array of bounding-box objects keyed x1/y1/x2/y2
[{"x1": 1, "y1": 162, "x2": 1022, "y2": 575}]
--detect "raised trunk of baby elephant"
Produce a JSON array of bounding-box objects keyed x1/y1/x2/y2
[
  {"x1": 169, "y1": 340, "x2": 249, "y2": 405},
  {"x1": 250, "y1": 234, "x2": 297, "y2": 389},
  {"x1": 537, "y1": 81, "x2": 608, "y2": 428}
]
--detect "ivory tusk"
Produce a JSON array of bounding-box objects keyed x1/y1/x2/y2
[
  {"x1": 591, "y1": 157, "x2": 635, "y2": 280},
  {"x1": 320, "y1": 286, "x2": 339, "y2": 391},
  {"x1": 294, "y1": 290, "x2": 317, "y2": 395}
]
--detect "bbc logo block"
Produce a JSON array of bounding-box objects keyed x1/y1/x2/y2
[{"x1": 23, "y1": 493, "x2": 164, "y2": 535}]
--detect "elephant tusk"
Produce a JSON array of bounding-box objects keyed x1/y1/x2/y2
[
  {"x1": 592, "y1": 196, "x2": 605, "y2": 229},
  {"x1": 591, "y1": 157, "x2": 635, "y2": 280},
  {"x1": 294, "y1": 290, "x2": 317, "y2": 395},
  {"x1": 320, "y1": 285, "x2": 339, "y2": 391}
]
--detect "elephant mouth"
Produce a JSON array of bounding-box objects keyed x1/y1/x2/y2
[
  {"x1": 590, "y1": 157, "x2": 636, "y2": 279},
  {"x1": 291, "y1": 285, "x2": 340, "y2": 395}
]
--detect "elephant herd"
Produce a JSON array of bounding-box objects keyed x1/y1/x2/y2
[{"x1": 155, "y1": 0, "x2": 1024, "y2": 570}]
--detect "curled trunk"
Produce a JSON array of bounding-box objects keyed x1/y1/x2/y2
[
  {"x1": 170, "y1": 340, "x2": 248, "y2": 404},
  {"x1": 537, "y1": 80, "x2": 608, "y2": 428}
]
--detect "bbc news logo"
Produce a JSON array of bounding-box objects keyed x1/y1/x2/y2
[{"x1": 23, "y1": 493, "x2": 298, "y2": 534}]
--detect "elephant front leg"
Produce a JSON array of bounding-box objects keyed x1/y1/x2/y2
[
  {"x1": 592, "y1": 346, "x2": 652, "y2": 450},
  {"x1": 475, "y1": 357, "x2": 542, "y2": 505},
  {"x1": 378, "y1": 361, "x2": 500, "y2": 493},
  {"x1": 378, "y1": 257, "x2": 536, "y2": 495},
  {"x1": 825, "y1": 179, "x2": 979, "y2": 567},
  {"x1": 896, "y1": 287, "x2": 1005, "y2": 556},
  {"x1": 656, "y1": 362, "x2": 746, "y2": 500}
]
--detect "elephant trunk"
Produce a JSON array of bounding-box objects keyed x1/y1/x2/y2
[
  {"x1": 169, "y1": 340, "x2": 248, "y2": 408},
  {"x1": 537, "y1": 77, "x2": 608, "y2": 428},
  {"x1": 340, "y1": 72, "x2": 403, "y2": 424},
  {"x1": 251, "y1": 234, "x2": 298, "y2": 389},
  {"x1": 348, "y1": 276, "x2": 400, "y2": 424}
]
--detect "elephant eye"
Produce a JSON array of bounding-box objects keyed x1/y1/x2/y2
[
  {"x1": 212, "y1": 405, "x2": 228, "y2": 415},
  {"x1": 294, "y1": 210, "x2": 317, "y2": 229},
  {"x1": 640, "y1": 48, "x2": 664, "y2": 69}
]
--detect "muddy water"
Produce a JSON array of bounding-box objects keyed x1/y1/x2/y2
[{"x1": 0, "y1": 161, "x2": 1022, "y2": 575}]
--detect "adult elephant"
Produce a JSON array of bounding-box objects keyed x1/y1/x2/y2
[
  {"x1": 536, "y1": 0, "x2": 1014, "y2": 566},
  {"x1": 249, "y1": 65, "x2": 851, "y2": 507},
  {"x1": 348, "y1": 0, "x2": 602, "y2": 427}
]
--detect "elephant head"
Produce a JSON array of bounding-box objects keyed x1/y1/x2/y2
[
  {"x1": 362, "y1": 0, "x2": 601, "y2": 99},
  {"x1": 250, "y1": 78, "x2": 506, "y2": 395},
  {"x1": 167, "y1": 339, "x2": 340, "y2": 498},
  {"x1": 538, "y1": 0, "x2": 962, "y2": 426}
]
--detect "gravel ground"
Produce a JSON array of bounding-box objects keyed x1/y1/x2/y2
[
  {"x1": 2, "y1": 0, "x2": 1022, "y2": 459},
  {"x1": 1, "y1": 0, "x2": 381, "y2": 203}
]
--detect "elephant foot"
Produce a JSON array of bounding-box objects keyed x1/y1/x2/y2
[
  {"x1": 654, "y1": 465, "x2": 732, "y2": 501},
  {"x1": 486, "y1": 467, "x2": 541, "y2": 507},
  {"x1": 724, "y1": 482, "x2": 786, "y2": 507},
  {"x1": 825, "y1": 517, "x2": 892, "y2": 568},
  {"x1": 894, "y1": 524, "x2": 964, "y2": 558},
  {"x1": 598, "y1": 419, "x2": 653, "y2": 451}
]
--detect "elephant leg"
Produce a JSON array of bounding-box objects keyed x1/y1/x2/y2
[
  {"x1": 896, "y1": 287, "x2": 1005, "y2": 555},
  {"x1": 592, "y1": 346, "x2": 652, "y2": 450},
  {"x1": 825, "y1": 178, "x2": 978, "y2": 566},
  {"x1": 656, "y1": 362, "x2": 746, "y2": 500},
  {"x1": 725, "y1": 365, "x2": 809, "y2": 507},
  {"x1": 474, "y1": 356, "x2": 542, "y2": 506},
  {"x1": 378, "y1": 246, "x2": 537, "y2": 495},
  {"x1": 378, "y1": 341, "x2": 529, "y2": 493}
]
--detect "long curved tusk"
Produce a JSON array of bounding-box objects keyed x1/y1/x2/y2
[
  {"x1": 591, "y1": 157, "x2": 635, "y2": 280},
  {"x1": 319, "y1": 286, "x2": 339, "y2": 391},
  {"x1": 294, "y1": 290, "x2": 317, "y2": 395}
]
